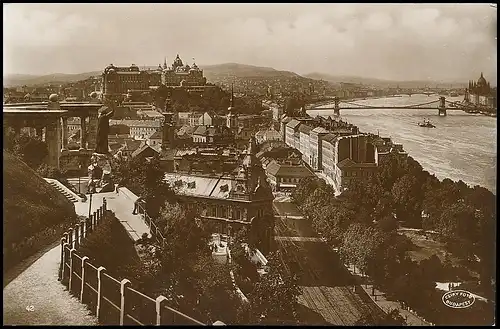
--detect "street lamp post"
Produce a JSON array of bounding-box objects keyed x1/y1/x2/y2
[
  {"x1": 88, "y1": 181, "x2": 95, "y2": 219},
  {"x1": 78, "y1": 164, "x2": 82, "y2": 194}
]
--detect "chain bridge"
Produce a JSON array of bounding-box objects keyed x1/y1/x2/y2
[{"x1": 307, "y1": 96, "x2": 474, "y2": 116}]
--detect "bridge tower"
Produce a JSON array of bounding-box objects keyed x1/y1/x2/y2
[
  {"x1": 334, "y1": 97, "x2": 340, "y2": 116},
  {"x1": 438, "y1": 96, "x2": 447, "y2": 116}
]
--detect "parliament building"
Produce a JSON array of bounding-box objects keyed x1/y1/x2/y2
[{"x1": 466, "y1": 72, "x2": 496, "y2": 108}]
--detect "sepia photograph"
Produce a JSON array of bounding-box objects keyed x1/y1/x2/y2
[{"x1": 3, "y1": 3, "x2": 496, "y2": 326}]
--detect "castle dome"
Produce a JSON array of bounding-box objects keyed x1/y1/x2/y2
[{"x1": 49, "y1": 94, "x2": 59, "y2": 102}]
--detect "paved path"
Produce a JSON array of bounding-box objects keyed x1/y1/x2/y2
[
  {"x1": 346, "y1": 264, "x2": 432, "y2": 326},
  {"x1": 3, "y1": 245, "x2": 98, "y2": 325},
  {"x1": 74, "y1": 190, "x2": 151, "y2": 241},
  {"x1": 4, "y1": 187, "x2": 150, "y2": 325}
]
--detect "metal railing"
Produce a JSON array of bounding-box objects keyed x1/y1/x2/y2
[
  {"x1": 116, "y1": 187, "x2": 166, "y2": 246},
  {"x1": 136, "y1": 203, "x2": 166, "y2": 246},
  {"x1": 58, "y1": 198, "x2": 210, "y2": 326}
]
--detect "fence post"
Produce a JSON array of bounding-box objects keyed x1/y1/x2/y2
[
  {"x1": 61, "y1": 242, "x2": 70, "y2": 284},
  {"x1": 68, "y1": 228, "x2": 73, "y2": 248},
  {"x1": 103, "y1": 198, "x2": 107, "y2": 212},
  {"x1": 74, "y1": 224, "x2": 80, "y2": 249},
  {"x1": 80, "y1": 220, "x2": 86, "y2": 240},
  {"x1": 96, "y1": 210, "x2": 100, "y2": 226},
  {"x1": 155, "y1": 295, "x2": 168, "y2": 325},
  {"x1": 59, "y1": 237, "x2": 66, "y2": 281},
  {"x1": 120, "y1": 279, "x2": 131, "y2": 325},
  {"x1": 68, "y1": 248, "x2": 76, "y2": 293},
  {"x1": 80, "y1": 256, "x2": 89, "y2": 302},
  {"x1": 96, "y1": 266, "x2": 106, "y2": 320},
  {"x1": 86, "y1": 216, "x2": 92, "y2": 235}
]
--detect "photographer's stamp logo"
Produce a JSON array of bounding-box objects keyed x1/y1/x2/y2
[{"x1": 442, "y1": 290, "x2": 475, "y2": 309}]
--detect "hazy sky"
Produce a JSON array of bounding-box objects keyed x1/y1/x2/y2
[{"x1": 3, "y1": 3, "x2": 497, "y2": 82}]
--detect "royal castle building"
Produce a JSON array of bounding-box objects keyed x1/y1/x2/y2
[
  {"x1": 101, "y1": 55, "x2": 208, "y2": 102},
  {"x1": 159, "y1": 54, "x2": 207, "y2": 87}
]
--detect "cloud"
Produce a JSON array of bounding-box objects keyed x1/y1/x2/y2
[
  {"x1": 363, "y1": 12, "x2": 393, "y2": 31},
  {"x1": 2, "y1": 3, "x2": 497, "y2": 82},
  {"x1": 3, "y1": 6, "x2": 94, "y2": 48}
]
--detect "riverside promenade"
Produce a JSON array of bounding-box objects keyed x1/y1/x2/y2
[{"x1": 3, "y1": 188, "x2": 150, "y2": 325}]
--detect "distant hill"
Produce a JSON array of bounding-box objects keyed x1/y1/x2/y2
[
  {"x1": 201, "y1": 63, "x2": 300, "y2": 79},
  {"x1": 304, "y1": 72, "x2": 468, "y2": 89},
  {"x1": 3, "y1": 72, "x2": 102, "y2": 87},
  {"x1": 3, "y1": 64, "x2": 474, "y2": 89},
  {"x1": 3, "y1": 63, "x2": 303, "y2": 88}
]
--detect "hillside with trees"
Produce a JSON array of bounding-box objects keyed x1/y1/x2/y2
[
  {"x1": 292, "y1": 151, "x2": 495, "y2": 326},
  {"x1": 3, "y1": 150, "x2": 78, "y2": 274}
]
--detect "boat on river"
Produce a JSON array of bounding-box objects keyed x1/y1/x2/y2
[{"x1": 418, "y1": 118, "x2": 436, "y2": 128}]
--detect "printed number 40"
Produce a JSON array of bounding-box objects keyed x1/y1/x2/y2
[{"x1": 26, "y1": 305, "x2": 34, "y2": 312}]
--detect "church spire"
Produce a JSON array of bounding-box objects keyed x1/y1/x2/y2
[{"x1": 163, "y1": 56, "x2": 167, "y2": 69}]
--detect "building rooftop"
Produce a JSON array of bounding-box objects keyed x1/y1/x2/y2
[
  {"x1": 337, "y1": 158, "x2": 377, "y2": 169},
  {"x1": 311, "y1": 127, "x2": 329, "y2": 134},
  {"x1": 322, "y1": 133, "x2": 339, "y2": 144},
  {"x1": 148, "y1": 130, "x2": 163, "y2": 140},
  {"x1": 266, "y1": 160, "x2": 315, "y2": 178},
  {"x1": 286, "y1": 119, "x2": 301, "y2": 129},
  {"x1": 132, "y1": 143, "x2": 161, "y2": 158},
  {"x1": 298, "y1": 124, "x2": 313, "y2": 134},
  {"x1": 110, "y1": 119, "x2": 162, "y2": 128}
]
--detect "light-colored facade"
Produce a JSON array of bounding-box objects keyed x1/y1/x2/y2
[
  {"x1": 309, "y1": 127, "x2": 329, "y2": 170},
  {"x1": 285, "y1": 119, "x2": 301, "y2": 150},
  {"x1": 298, "y1": 124, "x2": 312, "y2": 166},
  {"x1": 265, "y1": 160, "x2": 315, "y2": 192},
  {"x1": 321, "y1": 134, "x2": 337, "y2": 180},
  {"x1": 102, "y1": 64, "x2": 160, "y2": 100},
  {"x1": 110, "y1": 119, "x2": 162, "y2": 140},
  {"x1": 160, "y1": 55, "x2": 207, "y2": 87}
]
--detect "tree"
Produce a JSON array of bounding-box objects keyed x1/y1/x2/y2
[
  {"x1": 340, "y1": 223, "x2": 385, "y2": 274},
  {"x1": 247, "y1": 251, "x2": 302, "y2": 324},
  {"x1": 112, "y1": 155, "x2": 176, "y2": 217},
  {"x1": 181, "y1": 251, "x2": 244, "y2": 324},
  {"x1": 291, "y1": 177, "x2": 322, "y2": 205},
  {"x1": 4, "y1": 132, "x2": 49, "y2": 170},
  {"x1": 355, "y1": 309, "x2": 406, "y2": 326},
  {"x1": 158, "y1": 202, "x2": 211, "y2": 264},
  {"x1": 391, "y1": 174, "x2": 423, "y2": 227}
]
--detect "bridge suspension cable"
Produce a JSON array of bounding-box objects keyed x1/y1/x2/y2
[{"x1": 339, "y1": 99, "x2": 440, "y2": 109}]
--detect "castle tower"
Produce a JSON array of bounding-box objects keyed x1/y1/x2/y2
[
  {"x1": 242, "y1": 136, "x2": 259, "y2": 192},
  {"x1": 226, "y1": 84, "x2": 237, "y2": 129},
  {"x1": 162, "y1": 112, "x2": 175, "y2": 150}
]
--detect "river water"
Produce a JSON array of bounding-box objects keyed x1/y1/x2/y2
[{"x1": 308, "y1": 94, "x2": 497, "y2": 194}]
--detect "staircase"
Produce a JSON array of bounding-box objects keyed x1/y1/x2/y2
[{"x1": 44, "y1": 178, "x2": 82, "y2": 203}]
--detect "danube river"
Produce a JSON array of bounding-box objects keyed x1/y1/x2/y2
[{"x1": 308, "y1": 94, "x2": 497, "y2": 194}]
